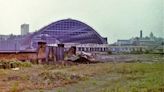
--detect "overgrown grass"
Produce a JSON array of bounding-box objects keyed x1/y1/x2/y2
[
  {"x1": 47, "y1": 63, "x2": 164, "y2": 92},
  {"x1": 0, "y1": 59, "x2": 32, "y2": 69},
  {"x1": 94, "y1": 63, "x2": 164, "y2": 92},
  {"x1": 0, "y1": 59, "x2": 163, "y2": 92}
]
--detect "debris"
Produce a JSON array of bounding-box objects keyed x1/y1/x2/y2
[
  {"x1": 12, "y1": 67, "x2": 20, "y2": 71},
  {"x1": 65, "y1": 55, "x2": 79, "y2": 61},
  {"x1": 73, "y1": 56, "x2": 99, "y2": 64}
]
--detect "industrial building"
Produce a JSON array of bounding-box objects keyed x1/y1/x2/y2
[
  {"x1": 0, "y1": 19, "x2": 110, "y2": 62},
  {"x1": 27, "y1": 19, "x2": 108, "y2": 48},
  {"x1": 0, "y1": 19, "x2": 162, "y2": 55},
  {"x1": 21, "y1": 24, "x2": 29, "y2": 35},
  {"x1": 0, "y1": 19, "x2": 109, "y2": 53},
  {"x1": 110, "y1": 30, "x2": 164, "y2": 53}
]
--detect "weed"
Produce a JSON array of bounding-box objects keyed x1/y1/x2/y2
[{"x1": 10, "y1": 82, "x2": 19, "y2": 92}]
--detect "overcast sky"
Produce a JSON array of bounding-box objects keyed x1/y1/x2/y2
[{"x1": 0, "y1": 0, "x2": 163, "y2": 43}]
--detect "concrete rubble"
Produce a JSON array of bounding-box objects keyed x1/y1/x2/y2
[{"x1": 65, "y1": 47, "x2": 99, "y2": 64}]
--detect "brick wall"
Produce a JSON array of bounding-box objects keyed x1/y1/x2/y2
[{"x1": 0, "y1": 52, "x2": 37, "y2": 61}]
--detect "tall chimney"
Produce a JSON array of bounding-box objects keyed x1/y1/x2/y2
[{"x1": 140, "y1": 30, "x2": 143, "y2": 38}]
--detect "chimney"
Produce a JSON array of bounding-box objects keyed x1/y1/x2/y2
[
  {"x1": 37, "y1": 41, "x2": 47, "y2": 63},
  {"x1": 56, "y1": 44, "x2": 64, "y2": 61},
  {"x1": 140, "y1": 30, "x2": 143, "y2": 38}
]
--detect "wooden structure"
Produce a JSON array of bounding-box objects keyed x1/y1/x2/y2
[{"x1": 0, "y1": 42, "x2": 65, "y2": 64}]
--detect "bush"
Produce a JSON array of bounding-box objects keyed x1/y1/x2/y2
[
  {"x1": 0, "y1": 59, "x2": 32, "y2": 69},
  {"x1": 10, "y1": 82, "x2": 19, "y2": 92},
  {"x1": 20, "y1": 62, "x2": 32, "y2": 67}
]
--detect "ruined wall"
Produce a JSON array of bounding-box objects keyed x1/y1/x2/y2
[
  {"x1": 0, "y1": 42, "x2": 65, "y2": 63},
  {"x1": 65, "y1": 46, "x2": 76, "y2": 57},
  {"x1": 47, "y1": 47, "x2": 57, "y2": 62},
  {"x1": 37, "y1": 41, "x2": 47, "y2": 59},
  {"x1": 0, "y1": 52, "x2": 37, "y2": 61}
]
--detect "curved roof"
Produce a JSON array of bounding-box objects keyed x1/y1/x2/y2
[
  {"x1": 22, "y1": 19, "x2": 107, "y2": 48},
  {"x1": 36, "y1": 19, "x2": 106, "y2": 44}
]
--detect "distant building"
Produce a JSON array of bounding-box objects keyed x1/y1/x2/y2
[
  {"x1": 23, "y1": 19, "x2": 107, "y2": 49},
  {"x1": 21, "y1": 24, "x2": 29, "y2": 35},
  {"x1": 0, "y1": 35, "x2": 10, "y2": 40},
  {"x1": 114, "y1": 31, "x2": 163, "y2": 46},
  {"x1": 0, "y1": 19, "x2": 109, "y2": 54},
  {"x1": 116, "y1": 40, "x2": 133, "y2": 46},
  {"x1": 109, "y1": 45, "x2": 147, "y2": 53},
  {"x1": 110, "y1": 31, "x2": 164, "y2": 53}
]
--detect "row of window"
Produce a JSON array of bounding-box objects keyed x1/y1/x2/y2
[
  {"x1": 47, "y1": 22, "x2": 83, "y2": 30},
  {"x1": 78, "y1": 47, "x2": 108, "y2": 52},
  {"x1": 111, "y1": 47, "x2": 143, "y2": 52},
  {"x1": 43, "y1": 31, "x2": 88, "y2": 36}
]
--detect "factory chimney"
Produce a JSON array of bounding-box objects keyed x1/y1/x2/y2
[{"x1": 140, "y1": 30, "x2": 143, "y2": 38}]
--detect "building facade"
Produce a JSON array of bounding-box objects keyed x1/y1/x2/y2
[
  {"x1": 21, "y1": 24, "x2": 29, "y2": 35},
  {"x1": 109, "y1": 45, "x2": 147, "y2": 53},
  {"x1": 0, "y1": 19, "x2": 109, "y2": 54},
  {"x1": 22, "y1": 19, "x2": 108, "y2": 49},
  {"x1": 111, "y1": 31, "x2": 164, "y2": 53}
]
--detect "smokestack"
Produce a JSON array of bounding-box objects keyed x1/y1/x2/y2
[{"x1": 140, "y1": 30, "x2": 143, "y2": 38}]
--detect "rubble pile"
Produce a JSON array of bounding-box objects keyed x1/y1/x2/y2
[
  {"x1": 65, "y1": 47, "x2": 99, "y2": 64},
  {"x1": 73, "y1": 56, "x2": 99, "y2": 64}
]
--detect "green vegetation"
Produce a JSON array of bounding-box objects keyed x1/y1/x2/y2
[
  {"x1": 10, "y1": 82, "x2": 19, "y2": 92},
  {"x1": 0, "y1": 59, "x2": 32, "y2": 69},
  {"x1": 47, "y1": 63, "x2": 164, "y2": 92},
  {"x1": 96, "y1": 63, "x2": 164, "y2": 92},
  {"x1": 0, "y1": 55, "x2": 163, "y2": 92}
]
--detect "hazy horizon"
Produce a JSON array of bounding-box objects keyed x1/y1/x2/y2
[{"x1": 0, "y1": 0, "x2": 163, "y2": 43}]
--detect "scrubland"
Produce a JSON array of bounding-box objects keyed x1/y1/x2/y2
[{"x1": 0, "y1": 54, "x2": 163, "y2": 92}]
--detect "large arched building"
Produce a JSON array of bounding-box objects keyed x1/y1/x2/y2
[{"x1": 22, "y1": 19, "x2": 108, "y2": 49}]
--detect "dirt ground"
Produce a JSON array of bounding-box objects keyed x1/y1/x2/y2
[{"x1": 0, "y1": 54, "x2": 163, "y2": 92}]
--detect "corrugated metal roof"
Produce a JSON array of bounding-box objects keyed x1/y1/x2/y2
[{"x1": 0, "y1": 40, "x2": 21, "y2": 51}]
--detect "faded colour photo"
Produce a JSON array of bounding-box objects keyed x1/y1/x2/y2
[{"x1": 0, "y1": 0, "x2": 163, "y2": 92}]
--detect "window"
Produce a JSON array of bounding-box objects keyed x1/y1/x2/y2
[
  {"x1": 86, "y1": 48, "x2": 89, "y2": 51},
  {"x1": 78, "y1": 47, "x2": 81, "y2": 51},
  {"x1": 82, "y1": 47, "x2": 84, "y2": 51}
]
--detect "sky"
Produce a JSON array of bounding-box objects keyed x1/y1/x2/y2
[{"x1": 0, "y1": 0, "x2": 163, "y2": 43}]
